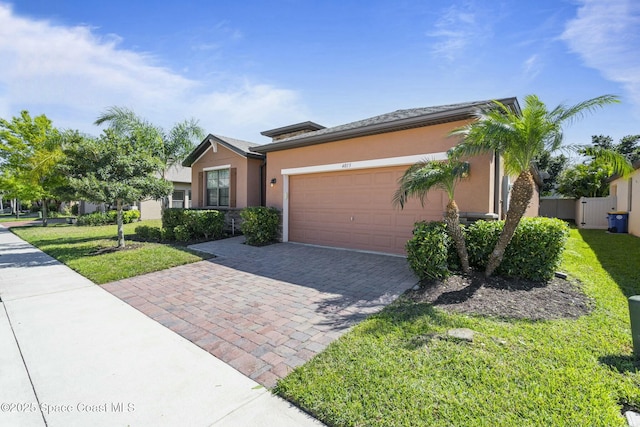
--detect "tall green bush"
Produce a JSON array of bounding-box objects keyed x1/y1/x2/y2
[
  {"x1": 240, "y1": 206, "x2": 280, "y2": 246},
  {"x1": 407, "y1": 217, "x2": 569, "y2": 282},
  {"x1": 466, "y1": 217, "x2": 569, "y2": 280},
  {"x1": 406, "y1": 221, "x2": 453, "y2": 281},
  {"x1": 161, "y1": 208, "x2": 225, "y2": 241}
]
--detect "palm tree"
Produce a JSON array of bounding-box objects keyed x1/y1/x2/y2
[
  {"x1": 393, "y1": 150, "x2": 471, "y2": 274},
  {"x1": 157, "y1": 119, "x2": 204, "y2": 210},
  {"x1": 450, "y1": 94, "x2": 628, "y2": 277}
]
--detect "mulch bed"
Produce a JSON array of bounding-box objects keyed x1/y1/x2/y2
[{"x1": 406, "y1": 272, "x2": 593, "y2": 321}]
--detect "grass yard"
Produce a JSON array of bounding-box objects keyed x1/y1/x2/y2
[
  {"x1": 0, "y1": 213, "x2": 41, "y2": 222},
  {"x1": 275, "y1": 228, "x2": 640, "y2": 426},
  {"x1": 12, "y1": 220, "x2": 211, "y2": 284}
]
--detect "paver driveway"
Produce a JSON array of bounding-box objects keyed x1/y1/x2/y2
[{"x1": 103, "y1": 237, "x2": 417, "y2": 387}]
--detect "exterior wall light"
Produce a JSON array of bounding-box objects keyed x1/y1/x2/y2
[{"x1": 270, "y1": 178, "x2": 277, "y2": 187}]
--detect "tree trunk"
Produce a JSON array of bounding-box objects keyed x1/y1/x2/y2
[
  {"x1": 485, "y1": 170, "x2": 534, "y2": 277},
  {"x1": 116, "y1": 199, "x2": 125, "y2": 248},
  {"x1": 444, "y1": 199, "x2": 470, "y2": 275},
  {"x1": 41, "y1": 199, "x2": 48, "y2": 227}
]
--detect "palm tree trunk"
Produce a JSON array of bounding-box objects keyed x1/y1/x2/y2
[
  {"x1": 444, "y1": 199, "x2": 470, "y2": 275},
  {"x1": 485, "y1": 170, "x2": 534, "y2": 277},
  {"x1": 116, "y1": 199, "x2": 125, "y2": 248}
]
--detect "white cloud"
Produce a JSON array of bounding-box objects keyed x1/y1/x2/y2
[
  {"x1": 427, "y1": 3, "x2": 493, "y2": 61},
  {"x1": 0, "y1": 3, "x2": 305, "y2": 141},
  {"x1": 561, "y1": 0, "x2": 640, "y2": 107},
  {"x1": 523, "y1": 54, "x2": 542, "y2": 80}
]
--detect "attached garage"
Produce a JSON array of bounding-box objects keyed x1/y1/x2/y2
[{"x1": 288, "y1": 166, "x2": 444, "y2": 254}]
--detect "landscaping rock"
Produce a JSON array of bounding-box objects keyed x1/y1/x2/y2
[
  {"x1": 447, "y1": 328, "x2": 475, "y2": 342},
  {"x1": 625, "y1": 410, "x2": 640, "y2": 427}
]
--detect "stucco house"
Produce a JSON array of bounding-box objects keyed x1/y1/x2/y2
[
  {"x1": 253, "y1": 98, "x2": 537, "y2": 254},
  {"x1": 182, "y1": 134, "x2": 265, "y2": 226},
  {"x1": 185, "y1": 98, "x2": 540, "y2": 255},
  {"x1": 609, "y1": 160, "x2": 640, "y2": 236}
]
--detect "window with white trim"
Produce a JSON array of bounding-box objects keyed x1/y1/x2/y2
[{"x1": 206, "y1": 169, "x2": 230, "y2": 207}]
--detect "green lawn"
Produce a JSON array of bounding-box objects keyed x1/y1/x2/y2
[
  {"x1": 275, "y1": 229, "x2": 640, "y2": 427},
  {"x1": 0, "y1": 213, "x2": 41, "y2": 222},
  {"x1": 12, "y1": 220, "x2": 211, "y2": 284}
]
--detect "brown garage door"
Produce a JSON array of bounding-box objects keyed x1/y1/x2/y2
[{"x1": 289, "y1": 166, "x2": 445, "y2": 254}]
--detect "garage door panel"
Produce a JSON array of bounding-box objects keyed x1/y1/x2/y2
[
  {"x1": 373, "y1": 213, "x2": 392, "y2": 226},
  {"x1": 289, "y1": 167, "x2": 445, "y2": 254},
  {"x1": 354, "y1": 173, "x2": 372, "y2": 185},
  {"x1": 374, "y1": 171, "x2": 394, "y2": 185}
]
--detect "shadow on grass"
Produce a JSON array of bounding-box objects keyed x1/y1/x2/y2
[
  {"x1": 578, "y1": 229, "x2": 640, "y2": 298},
  {"x1": 357, "y1": 299, "x2": 454, "y2": 338},
  {"x1": 599, "y1": 354, "x2": 640, "y2": 374}
]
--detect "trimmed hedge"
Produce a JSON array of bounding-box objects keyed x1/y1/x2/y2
[
  {"x1": 240, "y1": 206, "x2": 280, "y2": 246},
  {"x1": 76, "y1": 209, "x2": 140, "y2": 226},
  {"x1": 466, "y1": 217, "x2": 569, "y2": 281},
  {"x1": 135, "y1": 225, "x2": 163, "y2": 241},
  {"x1": 161, "y1": 208, "x2": 225, "y2": 241},
  {"x1": 407, "y1": 217, "x2": 569, "y2": 281},
  {"x1": 406, "y1": 221, "x2": 454, "y2": 280}
]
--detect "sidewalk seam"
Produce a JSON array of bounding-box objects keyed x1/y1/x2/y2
[
  {"x1": 2, "y1": 301, "x2": 48, "y2": 427},
  {"x1": 0, "y1": 283, "x2": 95, "y2": 303}
]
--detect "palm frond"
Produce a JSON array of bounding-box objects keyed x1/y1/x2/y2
[
  {"x1": 552, "y1": 95, "x2": 619, "y2": 125},
  {"x1": 582, "y1": 146, "x2": 634, "y2": 177},
  {"x1": 393, "y1": 158, "x2": 468, "y2": 209}
]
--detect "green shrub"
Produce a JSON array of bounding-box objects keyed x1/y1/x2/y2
[
  {"x1": 122, "y1": 209, "x2": 140, "y2": 224},
  {"x1": 240, "y1": 206, "x2": 280, "y2": 246},
  {"x1": 406, "y1": 221, "x2": 452, "y2": 281},
  {"x1": 466, "y1": 217, "x2": 569, "y2": 280},
  {"x1": 161, "y1": 208, "x2": 225, "y2": 241},
  {"x1": 173, "y1": 224, "x2": 192, "y2": 242},
  {"x1": 76, "y1": 209, "x2": 140, "y2": 226},
  {"x1": 162, "y1": 208, "x2": 186, "y2": 233},
  {"x1": 76, "y1": 211, "x2": 112, "y2": 226},
  {"x1": 465, "y1": 220, "x2": 501, "y2": 269},
  {"x1": 135, "y1": 225, "x2": 163, "y2": 241},
  {"x1": 192, "y1": 210, "x2": 225, "y2": 239}
]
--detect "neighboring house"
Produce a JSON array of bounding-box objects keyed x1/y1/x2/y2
[
  {"x1": 136, "y1": 164, "x2": 193, "y2": 220},
  {"x1": 182, "y1": 134, "x2": 265, "y2": 226},
  {"x1": 609, "y1": 161, "x2": 640, "y2": 236},
  {"x1": 251, "y1": 98, "x2": 535, "y2": 255}
]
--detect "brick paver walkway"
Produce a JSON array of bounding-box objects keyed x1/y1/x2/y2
[{"x1": 103, "y1": 237, "x2": 417, "y2": 387}]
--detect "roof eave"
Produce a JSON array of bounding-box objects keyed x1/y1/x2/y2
[
  {"x1": 182, "y1": 134, "x2": 264, "y2": 166},
  {"x1": 252, "y1": 97, "x2": 519, "y2": 154}
]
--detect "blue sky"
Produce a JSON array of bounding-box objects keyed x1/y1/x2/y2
[{"x1": 0, "y1": 0, "x2": 638, "y2": 155}]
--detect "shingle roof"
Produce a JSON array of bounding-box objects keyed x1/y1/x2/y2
[
  {"x1": 182, "y1": 134, "x2": 264, "y2": 167},
  {"x1": 252, "y1": 97, "x2": 520, "y2": 153}
]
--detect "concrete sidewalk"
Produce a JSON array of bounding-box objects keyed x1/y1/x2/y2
[{"x1": 0, "y1": 226, "x2": 323, "y2": 427}]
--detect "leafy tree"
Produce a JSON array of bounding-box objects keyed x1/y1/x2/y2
[
  {"x1": 591, "y1": 134, "x2": 614, "y2": 150},
  {"x1": 557, "y1": 134, "x2": 640, "y2": 198},
  {"x1": 0, "y1": 111, "x2": 65, "y2": 225},
  {"x1": 534, "y1": 151, "x2": 568, "y2": 195},
  {"x1": 450, "y1": 94, "x2": 627, "y2": 277},
  {"x1": 556, "y1": 160, "x2": 613, "y2": 198},
  {"x1": 64, "y1": 112, "x2": 172, "y2": 248},
  {"x1": 617, "y1": 135, "x2": 640, "y2": 163},
  {"x1": 95, "y1": 107, "x2": 204, "y2": 210},
  {"x1": 393, "y1": 150, "x2": 471, "y2": 274}
]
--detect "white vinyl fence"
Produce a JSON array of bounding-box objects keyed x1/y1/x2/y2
[{"x1": 575, "y1": 196, "x2": 617, "y2": 229}]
